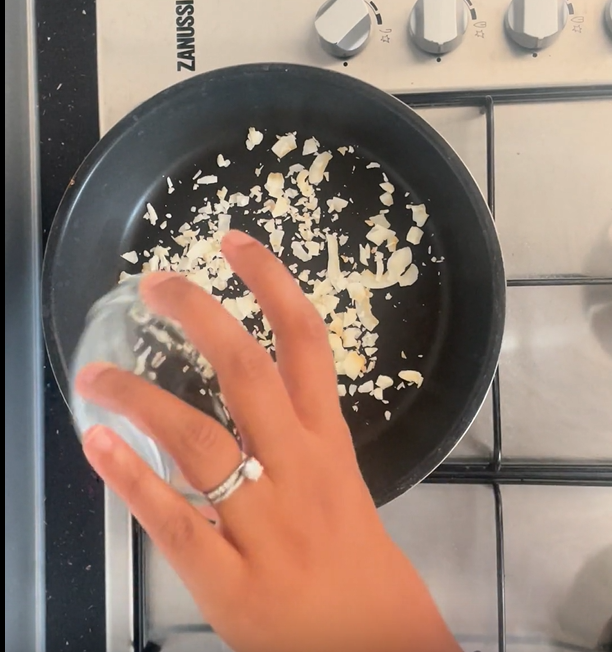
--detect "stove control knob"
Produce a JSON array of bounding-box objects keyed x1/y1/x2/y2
[
  {"x1": 505, "y1": 0, "x2": 569, "y2": 50},
  {"x1": 408, "y1": 0, "x2": 470, "y2": 55},
  {"x1": 314, "y1": 0, "x2": 372, "y2": 58},
  {"x1": 605, "y1": 0, "x2": 612, "y2": 39}
]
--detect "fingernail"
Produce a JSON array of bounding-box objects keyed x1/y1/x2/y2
[
  {"x1": 78, "y1": 361, "x2": 116, "y2": 386},
  {"x1": 83, "y1": 425, "x2": 114, "y2": 452},
  {"x1": 223, "y1": 230, "x2": 254, "y2": 248}
]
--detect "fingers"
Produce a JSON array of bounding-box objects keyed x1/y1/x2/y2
[
  {"x1": 78, "y1": 365, "x2": 276, "y2": 543},
  {"x1": 140, "y1": 273, "x2": 300, "y2": 465},
  {"x1": 76, "y1": 362, "x2": 242, "y2": 493},
  {"x1": 221, "y1": 231, "x2": 342, "y2": 432},
  {"x1": 82, "y1": 425, "x2": 240, "y2": 593}
]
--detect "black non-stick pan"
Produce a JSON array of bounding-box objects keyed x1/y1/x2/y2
[{"x1": 42, "y1": 63, "x2": 505, "y2": 507}]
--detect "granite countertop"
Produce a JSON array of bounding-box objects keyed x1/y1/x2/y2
[{"x1": 37, "y1": 0, "x2": 106, "y2": 649}]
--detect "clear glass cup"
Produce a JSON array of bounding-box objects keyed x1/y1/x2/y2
[{"x1": 70, "y1": 274, "x2": 234, "y2": 496}]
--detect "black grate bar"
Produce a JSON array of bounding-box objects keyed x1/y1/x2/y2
[
  {"x1": 492, "y1": 374, "x2": 503, "y2": 471},
  {"x1": 485, "y1": 95, "x2": 496, "y2": 219},
  {"x1": 133, "y1": 520, "x2": 147, "y2": 652},
  {"x1": 493, "y1": 484, "x2": 507, "y2": 652},
  {"x1": 399, "y1": 84, "x2": 612, "y2": 108},
  {"x1": 507, "y1": 276, "x2": 612, "y2": 287},
  {"x1": 427, "y1": 463, "x2": 612, "y2": 485},
  {"x1": 484, "y1": 95, "x2": 504, "y2": 473},
  {"x1": 426, "y1": 474, "x2": 612, "y2": 487}
]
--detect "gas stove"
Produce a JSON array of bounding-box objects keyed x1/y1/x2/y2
[{"x1": 37, "y1": 1, "x2": 612, "y2": 651}]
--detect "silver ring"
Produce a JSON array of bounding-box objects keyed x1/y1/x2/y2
[{"x1": 203, "y1": 456, "x2": 264, "y2": 505}]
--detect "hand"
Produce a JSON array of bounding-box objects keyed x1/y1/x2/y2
[{"x1": 76, "y1": 230, "x2": 460, "y2": 652}]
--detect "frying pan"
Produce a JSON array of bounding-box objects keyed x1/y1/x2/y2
[{"x1": 42, "y1": 63, "x2": 505, "y2": 507}]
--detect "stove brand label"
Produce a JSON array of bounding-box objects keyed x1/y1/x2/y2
[{"x1": 176, "y1": 0, "x2": 196, "y2": 72}]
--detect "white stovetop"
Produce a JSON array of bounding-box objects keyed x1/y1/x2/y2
[{"x1": 96, "y1": 0, "x2": 612, "y2": 133}]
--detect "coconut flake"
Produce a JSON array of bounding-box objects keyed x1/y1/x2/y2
[
  {"x1": 370, "y1": 213, "x2": 391, "y2": 229},
  {"x1": 144, "y1": 203, "x2": 159, "y2": 225},
  {"x1": 326, "y1": 234, "x2": 344, "y2": 291},
  {"x1": 296, "y1": 170, "x2": 314, "y2": 198},
  {"x1": 387, "y1": 247, "x2": 413, "y2": 280},
  {"x1": 217, "y1": 214, "x2": 231, "y2": 233},
  {"x1": 272, "y1": 133, "x2": 297, "y2": 159},
  {"x1": 407, "y1": 226, "x2": 424, "y2": 245},
  {"x1": 347, "y1": 281, "x2": 379, "y2": 331},
  {"x1": 229, "y1": 192, "x2": 250, "y2": 207},
  {"x1": 342, "y1": 328, "x2": 361, "y2": 349},
  {"x1": 366, "y1": 162, "x2": 381, "y2": 169},
  {"x1": 121, "y1": 251, "x2": 139, "y2": 264},
  {"x1": 291, "y1": 241, "x2": 312, "y2": 262},
  {"x1": 235, "y1": 294, "x2": 259, "y2": 320},
  {"x1": 166, "y1": 177, "x2": 175, "y2": 194},
  {"x1": 359, "y1": 244, "x2": 371, "y2": 265},
  {"x1": 197, "y1": 175, "x2": 218, "y2": 185},
  {"x1": 358, "y1": 270, "x2": 396, "y2": 290},
  {"x1": 217, "y1": 154, "x2": 231, "y2": 168},
  {"x1": 342, "y1": 309, "x2": 358, "y2": 328},
  {"x1": 327, "y1": 197, "x2": 349, "y2": 213},
  {"x1": 376, "y1": 375, "x2": 394, "y2": 390},
  {"x1": 308, "y1": 151, "x2": 333, "y2": 185},
  {"x1": 302, "y1": 137, "x2": 320, "y2": 156},
  {"x1": 398, "y1": 264, "x2": 419, "y2": 287},
  {"x1": 409, "y1": 204, "x2": 429, "y2": 227},
  {"x1": 269, "y1": 229, "x2": 284, "y2": 253},
  {"x1": 271, "y1": 196, "x2": 290, "y2": 218},
  {"x1": 246, "y1": 127, "x2": 264, "y2": 150},
  {"x1": 398, "y1": 370, "x2": 424, "y2": 388},
  {"x1": 366, "y1": 225, "x2": 396, "y2": 247},
  {"x1": 342, "y1": 351, "x2": 366, "y2": 380},
  {"x1": 380, "y1": 192, "x2": 394, "y2": 207},
  {"x1": 305, "y1": 241, "x2": 321, "y2": 257},
  {"x1": 265, "y1": 172, "x2": 284, "y2": 198}
]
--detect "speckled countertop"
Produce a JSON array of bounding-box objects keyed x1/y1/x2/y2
[{"x1": 37, "y1": 0, "x2": 106, "y2": 649}]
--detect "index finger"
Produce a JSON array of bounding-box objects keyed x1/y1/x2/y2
[
  {"x1": 221, "y1": 231, "x2": 342, "y2": 432},
  {"x1": 140, "y1": 273, "x2": 301, "y2": 469}
]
